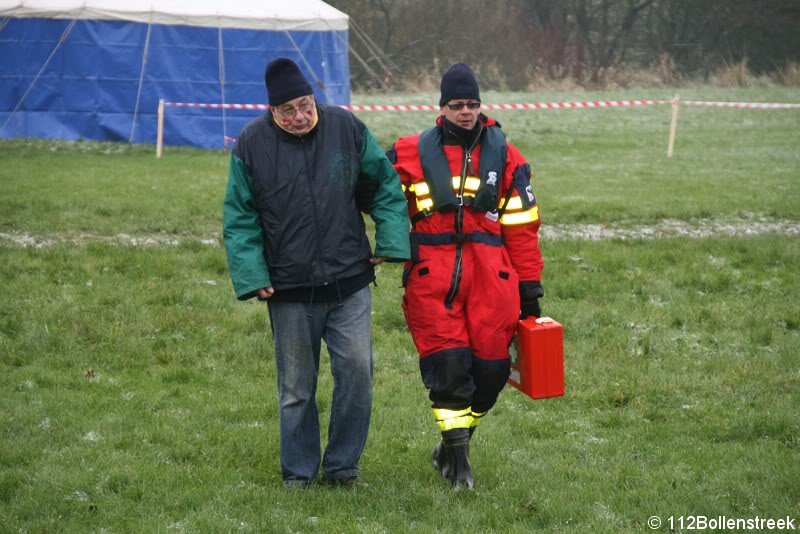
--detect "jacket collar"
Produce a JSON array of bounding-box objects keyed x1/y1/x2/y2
[
  {"x1": 269, "y1": 104, "x2": 321, "y2": 139},
  {"x1": 437, "y1": 113, "x2": 501, "y2": 147}
]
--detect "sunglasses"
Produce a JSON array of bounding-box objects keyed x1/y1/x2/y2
[{"x1": 446, "y1": 101, "x2": 482, "y2": 111}]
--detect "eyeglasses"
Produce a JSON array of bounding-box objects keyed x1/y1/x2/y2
[
  {"x1": 446, "y1": 101, "x2": 482, "y2": 111},
  {"x1": 273, "y1": 100, "x2": 315, "y2": 119}
]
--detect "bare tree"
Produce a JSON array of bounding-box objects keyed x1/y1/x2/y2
[{"x1": 327, "y1": 0, "x2": 800, "y2": 89}]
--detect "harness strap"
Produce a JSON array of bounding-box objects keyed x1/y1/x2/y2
[
  {"x1": 409, "y1": 231, "x2": 503, "y2": 262},
  {"x1": 496, "y1": 178, "x2": 517, "y2": 218},
  {"x1": 410, "y1": 196, "x2": 476, "y2": 224}
]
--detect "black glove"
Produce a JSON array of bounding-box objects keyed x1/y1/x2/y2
[
  {"x1": 354, "y1": 174, "x2": 379, "y2": 214},
  {"x1": 519, "y1": 280, "x2": 544, "y2": 319}
]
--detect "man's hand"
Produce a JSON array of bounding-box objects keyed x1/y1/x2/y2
[
  {"x1": 369, "y1": 256, "x2": 387, "y2": 265},
  {"x1": 520, "y1": 298, "x2": 541, "y2": 319},
  {"x1": 256, "y1": 287, "x2": 275, "y2": 300},
  {"x1": 519, "y1": 280, "x2": 544, "y2": 319}
]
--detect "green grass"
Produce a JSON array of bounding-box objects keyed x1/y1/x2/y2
[
  {"x1": 358, "y1": 87, "x2": 800, "y2": 224},
  {"x1": 0, "y1": 140, "x2": 227, "y2": 236},
  {"x1": 1, "y1": 87, "x2": 799, "y2": 532},
  {"x1": 2, "y1": 87, "x2": 798, "y2": 235}
]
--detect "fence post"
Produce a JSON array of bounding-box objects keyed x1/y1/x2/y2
[
  {"x1": 156, "y1": 99, "x2": 165, "y2": 159},
  {"x1": 667, "y1": 94, "x2": 680, "y2": 158}
]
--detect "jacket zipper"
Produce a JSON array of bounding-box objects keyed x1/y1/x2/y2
[
  {"x1": 300, "y1": 135, "x2": 328, "y2": 286},
  {"x1": 444, "y1": 125, "x2": 482, "y2": 308}
]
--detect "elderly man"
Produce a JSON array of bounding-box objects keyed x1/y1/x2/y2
[
  {"x1": 223, "y1": 58, "x2": 409, "y2": 489},
  {"x1": 388, "y1": 63, "x2": 544, "y2": 490}
]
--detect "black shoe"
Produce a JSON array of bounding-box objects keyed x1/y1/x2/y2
[
  {"x1": 321, "y1": 475, "x2": 358, "y2": 489},
  {"x1": 283, "y1": 479, "x2": 311, "y2": 490}
]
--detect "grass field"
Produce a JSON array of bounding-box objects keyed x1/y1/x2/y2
[{"x1": 1, "y1": 87, "x2": 799, "y2": 532}]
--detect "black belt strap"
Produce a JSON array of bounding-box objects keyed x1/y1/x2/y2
[{"x1": 409, "y1": 231, "x2": 503, "y2": 262}]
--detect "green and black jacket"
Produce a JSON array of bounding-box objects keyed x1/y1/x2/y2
[{"x1": 223, "y1": 105, "x2": 410, "y2": 301}]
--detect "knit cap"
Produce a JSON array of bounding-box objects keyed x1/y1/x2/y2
[
  {"x1": 265, "y1": 58, "x2": 313, "y2": 106},
  {"x1": 439, "y1": 63, "x2": 480, "y2": 106}
]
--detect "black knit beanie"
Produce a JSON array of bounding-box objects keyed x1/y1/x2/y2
[
  {"x1": 439, "y1": 63, "x2": 480, "y2": 106},
  {"x1": 264, "y1": 58, "x2": 313, "y2": 106}
]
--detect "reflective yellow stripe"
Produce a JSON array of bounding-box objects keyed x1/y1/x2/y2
[
  {"x1": 410, "y1": 181, "x2": 433, "y2": 212},
  {"x1": 432, "y1": 407, "x2": 473, "y2": 431},
  {"x1": 417, "y1": 197, "x2": 434, "y2": 211},
  {"x1": 411, "y1": 178, "x2": 483, "y2": 210},
  {"x1": 500, "y1": 206, "x2": 539, "y2": 225},
  {"x1": 469, "y1": 411, "x2": 486, "y2": 428},
  {"x1": 452, "y1": 176, "x2": 481, "y2": 192},
  {"x1": 410, "y1": 181, "x2": 430, "y2": 196},
  {"x1": 502, "y1": 195, "x2": 524, "y2": 211}
]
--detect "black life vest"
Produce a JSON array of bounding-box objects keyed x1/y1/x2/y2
[{"x1": 417, "y1": 124, "x2": 507, "y2": 215}]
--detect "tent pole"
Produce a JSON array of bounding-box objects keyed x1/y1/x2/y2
[
  {"x1": 130, "y1": 18, "x2": 153, "y2": 144},
  {"x1": 283, "y1": 31, "x2": 332, "y2": 103},
  {"x1": 1, "y1": 18, "x2": 77, "y2": 133},
  {"x1": 349, "y1": 21, "x2": 395, "y2": 84},
  {"x1": 331, "y1": 30, "x2": 386, "y2": 91},
  {"x1": 350, "y1": 19, "x2": 399, "y2": 72},
  {"x1": 218, "y1": 27, "x2": 227, "y2": 147}
]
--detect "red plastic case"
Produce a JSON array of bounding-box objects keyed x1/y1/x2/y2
[{"x1": 508, "y1": 317, "x2": 565, "y2": 399}]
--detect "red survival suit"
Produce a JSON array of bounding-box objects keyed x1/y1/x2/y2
[{"x1": 389, "y1": 114, "x2": 543, "y2": 434}]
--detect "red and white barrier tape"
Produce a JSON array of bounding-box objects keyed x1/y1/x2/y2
[
  {"x1": 165, "y1": 99, "x2": 797, "y2": 147},
  {"x1": 164, "y1": 98, "x2": 800, "y2": 112},
  {"x1": 349, "y1": 99, "x2": 666, "y2": 111},
  {"x1": 164, "y1": 99, "x2": 665, "y2": 112},
  {"x1": 167, "y1": 102, "x2": 269, "y2": 110},
  {"x1": 680, "y1": 100, "x2": 800, "y2": 109}
]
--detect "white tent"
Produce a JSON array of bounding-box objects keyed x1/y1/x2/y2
[
  {"x1": 0, "y1": 0, "x2": 351, "y2": 147},
  {"x1": 1, "y1": 0, "x2": 348, "y2": 30}
]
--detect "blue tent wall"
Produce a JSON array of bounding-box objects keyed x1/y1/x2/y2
[{"x1": 0, "y1": 17, "x2": 350, "y2": 148}]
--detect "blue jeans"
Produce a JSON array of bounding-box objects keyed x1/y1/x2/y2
[{"x1": 267, "y1": 286, "x2": 373, "y2": 484}]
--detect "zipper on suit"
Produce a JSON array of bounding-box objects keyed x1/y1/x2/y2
[{"x1": 444, "y1": 126, "x2": 482, "y2": 308}]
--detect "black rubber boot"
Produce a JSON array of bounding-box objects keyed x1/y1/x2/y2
[
  {"x1": 441, "y1": 428, "x2": 474, "y2": 491},
  {"x1": 431, "y1": 441, "x2": 450, "y2": 479}
]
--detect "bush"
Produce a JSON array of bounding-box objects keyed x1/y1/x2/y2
[
  {"x1": 371, "y1": 57, "x2": 800, "y2": 93},
  {"x1": 709, "y1": 59, "x2": 773, "y2": 88},
  {"x1": 777, "y1": 61, "x2": 800, "y2": 86}
]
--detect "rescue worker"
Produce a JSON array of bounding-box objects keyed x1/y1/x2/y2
[
  {"x1": 388, "y1": 63, "x2": 544, "y2": 490},
  {"x1": 223, "y1": 58, "x2": 410, "y2": 488}
]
